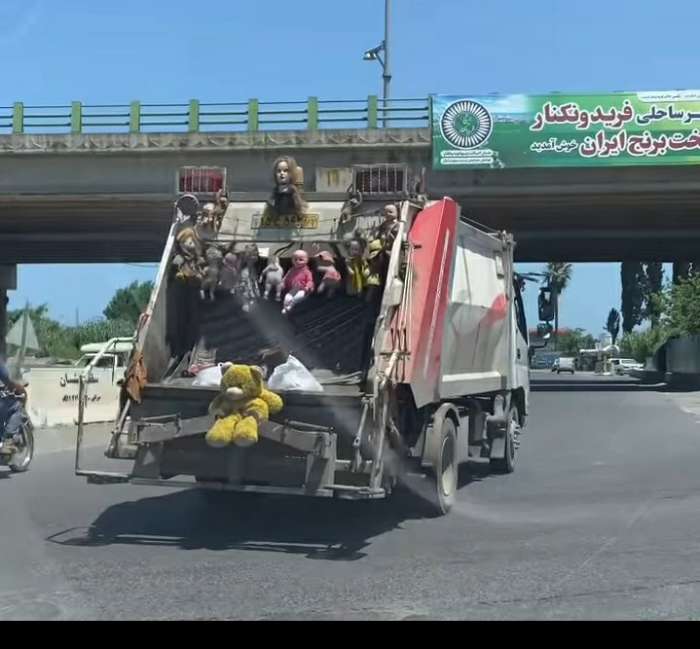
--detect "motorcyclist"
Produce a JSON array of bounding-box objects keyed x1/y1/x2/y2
[{"x1": 0, "y1": 360, "x2": 25, "y2": 455}]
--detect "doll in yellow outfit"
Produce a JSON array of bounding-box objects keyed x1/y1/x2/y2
[{"x1": 345, "y1": 239, "x2": 368, "y2": 297}]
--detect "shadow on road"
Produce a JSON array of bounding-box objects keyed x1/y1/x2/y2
[{"x1": 46, "y1": 467, "x2": 488, "y2": 561}]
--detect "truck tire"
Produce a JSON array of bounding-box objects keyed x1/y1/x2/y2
[
  {"x1": 490, "y1": 403, "x2": 520, "y2": 474},
  {"x1": 400, "y1": 416, "x2": 458, "y2": 517}
]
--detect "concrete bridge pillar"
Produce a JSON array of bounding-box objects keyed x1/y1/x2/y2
[{"x1": 0, "y1": 265, "x2": 17, "y2": 362}]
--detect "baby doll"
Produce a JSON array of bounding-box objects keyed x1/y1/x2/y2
[
  {"x1": 376, "y1": 203, "x2": 399, "y2": 251},
  {"x1": 219, "y1": 251, "x2": 239, "y2": 294},
  {"x1": 236, "y1": 244, "x2": 261, "y2": 312},
  {"x1": 267, "y1": 156, "x2": 305, "y2": 218},
  {"x1": 260, "y1": 255, "x2": 285, "y2": 301},
  {"x1": 196, "y1": 203, "x2": 218, "y2": 242},
  {"x1": 172, "y1": 227, "x2": 204, "y2": 284},
  {"x1": 281, "y1": 249, "x2": 314, "y2": 315},
  {"x1": 363, "y1": 239, "x2": 386, "y2": 304},
  {"x1": 345, "y1": 239, "x2": 368, "y2": 297},
  {"x1": 213, "y1": 189, "x2": 229, "y2": 231},
  {"x1": 200, "y1": 245, "x2": 223, "y2": 301},
  {"x1": 314, "y1": 250, "x2": 341, "y2": 299}
]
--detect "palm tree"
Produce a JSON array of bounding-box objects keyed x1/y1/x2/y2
[{"x1": 543, "y1": 262, "x2": 573, "y2": 349}]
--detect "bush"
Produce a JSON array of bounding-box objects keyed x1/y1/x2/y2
[{"x1": 619, "y1": 328, "x2": 669, "y2": 363}]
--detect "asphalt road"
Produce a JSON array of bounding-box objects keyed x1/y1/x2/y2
[{"x1": 4, "y1": 372, "x2": 700, "y2": 620}]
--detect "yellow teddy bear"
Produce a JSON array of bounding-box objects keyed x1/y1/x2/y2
[{"x1": 205, "y1": 363, "x2": 284, "y2": 448}]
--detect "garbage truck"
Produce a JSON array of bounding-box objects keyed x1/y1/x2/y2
[{"x1": 75, "y1": 162, "x2": 530, "y2": 515}]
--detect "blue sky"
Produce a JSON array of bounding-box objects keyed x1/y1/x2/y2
[{"x1": 5, "y1": 0, "x2": 699, "y2": 333}]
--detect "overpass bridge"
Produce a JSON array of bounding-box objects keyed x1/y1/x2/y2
[{"x1": 1, "y1": 96, "x2": 700, "y2": 264}]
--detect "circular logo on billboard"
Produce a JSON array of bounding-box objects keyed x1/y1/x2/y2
[{"x1": 440, "y1": 99, "x2": 493, "y2": 149}]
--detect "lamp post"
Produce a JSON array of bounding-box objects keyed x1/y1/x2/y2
[{"x1": 363, "y1": 0, "x2": 392, "y2": 127}]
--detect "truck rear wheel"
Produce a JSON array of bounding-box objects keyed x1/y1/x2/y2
[
  {"x1": 490, "y1": 404, "x2": 520, "y2": 474},
  {"x1": 433, "y1": 418, "x2": 458, "y2": 514},
  {"x1": 400, "y1": 416, "x2": 457, "y2": 516}
]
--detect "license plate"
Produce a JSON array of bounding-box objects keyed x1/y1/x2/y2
[{"x1": 253, "y1": 212, "x2": 320, "y2": 229}]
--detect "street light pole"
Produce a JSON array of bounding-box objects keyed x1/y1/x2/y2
[
  {"x1": 363, "y1": 0, "x2": 393, "y2": 127},
  {"x1": 383, "y1": 0, "x2": 392, "y2": 126}
]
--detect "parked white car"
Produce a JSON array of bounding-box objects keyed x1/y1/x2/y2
[{"x1": 610, "y1": 357, "x2": 644, "y2": 375}]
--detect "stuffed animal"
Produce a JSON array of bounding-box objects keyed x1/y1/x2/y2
[
  {"x1": 205, "y1": 363, "x2": 284, "y2": 448},
  {"x1": 314, "y1": 250, "x2": 341, "y2": 298},
  {"x1": 172, "y1": 227, "x2": 204, "y2": 285},
  {"x1": 219, "y1": 251, "x2": 239, "y2": 294},
  {"x1": 282, "y1": 249, "x2": 314, "y2": 315},
  {"x1": 260, "y1": 255, "x2": 284, "y2": 301},
  {"x1": 200, "y1": 245, "x2": 223, "y2": 301}
]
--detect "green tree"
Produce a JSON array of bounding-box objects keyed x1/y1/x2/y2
[
  {"x1": 7, "y1": 303, "x2": 135, "y2": 361},
  {"x1": 543, "y1": 262, "x2": 573, "y2": 348},
  {"x1": 672, "y1": 262, "x2": 692, "y2": 285},
  {"x1": 556, "y1": 328, "x2": 596, "y2": 356},
  {"x1": 605, "y1": 308, "x2": 620, "y2": 345},
  {"x1": 660, "y1": 273, "x2": 700, "y2": 336},
  {"x1": 7, "y1": 304, "x2": 71, "y2": 359},
  {"x1": 103, "y1": 281, "x2": 154, "y2": 326},
  {"x1": 7, "y1": 303, "x2": 49, "y2": 328},
  {"x1": 620, "y1": 262, "x2": 645, "y2": 333},
  {"x1": 643, "y1": 262, "x2": 664, "y2": 327}
]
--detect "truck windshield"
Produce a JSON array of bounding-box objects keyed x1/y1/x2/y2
[{"x1": 74, "y1": 355, "x2": 115, "y2": 369}]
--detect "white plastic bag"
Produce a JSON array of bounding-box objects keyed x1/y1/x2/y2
[
  {"x1": 192, "y1": 364, "x2": 223, "y2": 387},
  {"x1": 267, "y1": 355, "x2": 324, "y2": 393}
]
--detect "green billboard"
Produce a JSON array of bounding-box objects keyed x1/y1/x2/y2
[{"x1": 432, "y1": 91, "x2": 700, "y2": 170}]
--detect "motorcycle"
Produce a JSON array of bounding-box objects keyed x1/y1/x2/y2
[{"x1": 0, "y1": 391, "x2": 35, "y2": 473}]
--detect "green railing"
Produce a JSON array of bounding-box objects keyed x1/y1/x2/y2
[{"x1": 0, "y1": 96, "x2": 430, "y2": 135}]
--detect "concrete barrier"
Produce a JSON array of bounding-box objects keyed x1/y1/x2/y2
[
  {"x1": 25, "y1": 366, "x2": 120, "y2": 427},
  {"x1": 666, "y1": 335, "x2": 700, "y2": 373},
  {"x1": 663, "y1": 335, "x2": 700, "y2": 388}
]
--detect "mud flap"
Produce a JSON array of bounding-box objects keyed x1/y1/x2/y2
[
  {"x1": 420, "y1": 402, "x2": 460, "y2": 469},
  {"x1": 489, "y1": 437, "x2": 506, "y2": 460},
  {"x1": 487, "y1": 392, "x2": 511, "y2": 460}
]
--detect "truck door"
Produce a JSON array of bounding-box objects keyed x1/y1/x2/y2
[{"x1": 513, "y1": 278, "x2": 530, "y2": 403}]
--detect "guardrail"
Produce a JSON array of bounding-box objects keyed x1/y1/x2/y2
[{"x1": 0, "y1": 96, "x2": 430, "y2": 135}]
